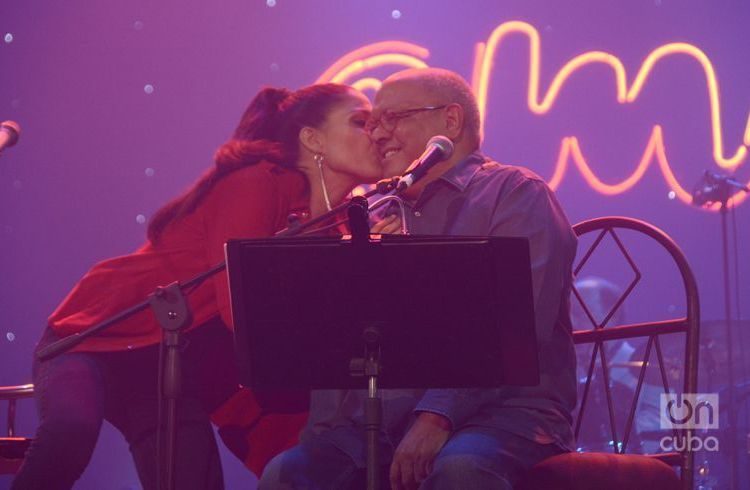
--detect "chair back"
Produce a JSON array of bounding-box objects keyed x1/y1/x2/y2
[
  {"x1": 571, "y1": 217, "x2": 699, "y2": 490},
  {"x1": 0, "y1": 383, "x2": 34, "y2": 474}
]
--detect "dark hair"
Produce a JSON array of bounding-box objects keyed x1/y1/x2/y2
[{"x1": 147, "y1": 83, "x2": 352, "y2": 242}]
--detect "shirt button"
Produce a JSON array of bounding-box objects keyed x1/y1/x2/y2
[{"x1": 414, "y1": 211, "x2": 422, "y2": 217}]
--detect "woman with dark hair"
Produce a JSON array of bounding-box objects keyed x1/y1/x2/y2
[{"x1": 12, "y1": 83, "x2": 388, "y2": 490}]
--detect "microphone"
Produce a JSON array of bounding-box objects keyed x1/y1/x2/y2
[
  {"x1": 0, "y1": 121, "x2": 20, "y2": 154},
  {"x1": 692, "y1": 169, "x2": 749, "y2": 206},
  {"x1": 396, "y1": 135, "x2": 454, "y2": 192},
  {"x1": 704, "y1": 170, "x2": 750, "y2": 192}
]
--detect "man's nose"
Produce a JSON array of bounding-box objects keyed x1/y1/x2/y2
[{"x1": 368, "y1": 123, "x2": 390, "y2": 145}]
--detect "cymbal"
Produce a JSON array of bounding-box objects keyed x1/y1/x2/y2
[
  {"x1": 608, "y1": 361, "x2": 646, "y2": 369},
  {"x1": 603, "y1": 319, "x2": 750, "y2": 388}
]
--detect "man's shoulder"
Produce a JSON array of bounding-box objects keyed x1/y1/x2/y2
[{"x1": 473, "y1": 157, "x2": 549, "y2": 193}]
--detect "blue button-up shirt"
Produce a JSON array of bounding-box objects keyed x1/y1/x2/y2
[{"x1": 304, "y1": 151, "x2": 578, "y2": 466}]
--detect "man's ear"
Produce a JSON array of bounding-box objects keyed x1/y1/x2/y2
[
  {"x1": 299, "y1": 126, "x2": 325, "y2": 155},
  {"x1": 442, "y1": 103, "x2": 464, "y2": 140}
]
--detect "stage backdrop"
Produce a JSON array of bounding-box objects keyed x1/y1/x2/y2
[{"x1": 1, "y1": 1, "x2": 748, "y2": 488}]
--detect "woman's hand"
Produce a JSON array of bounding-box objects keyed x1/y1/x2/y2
[{"x1": 370, "y1": 214, "x2": 403, "y2": 234}]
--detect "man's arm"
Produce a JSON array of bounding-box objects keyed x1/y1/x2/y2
[{"x1": 391, "y1": 174, "x2": 576, "y2": 489}]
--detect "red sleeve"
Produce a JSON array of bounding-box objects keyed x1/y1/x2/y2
[{"x1": 201, "y1": 167, "x2": 286, "y2": 329}]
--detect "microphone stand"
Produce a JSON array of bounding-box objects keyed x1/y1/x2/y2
[
  {"x1": 719, "y1": 196, "x2": 739, "y2": 490},
  {"x1": 35, "y1": 179, "x2": 403, "y2": 490},
  {"x1": 692, "y1": 172, "x2": 748, "y2": 490}
]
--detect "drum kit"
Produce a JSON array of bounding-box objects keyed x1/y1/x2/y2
[{"x1": 572, "y1": 318, "x2": 750, "y2": 489}]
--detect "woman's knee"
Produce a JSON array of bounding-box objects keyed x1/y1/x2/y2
[{"x1": 32, "y1": 353, "x2": 105, "y2": 455}]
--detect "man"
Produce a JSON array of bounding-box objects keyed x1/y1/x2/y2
[{"x1": 260, "y1": 68, "x2": 578, "y2": 489}]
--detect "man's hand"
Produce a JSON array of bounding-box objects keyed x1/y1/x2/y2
[
  {"x1": 390, "y1": 412, "x2": 452, "y2": 490},
  {"x1": 370, "y1": 214, "x2": 402, "y2": 234}
]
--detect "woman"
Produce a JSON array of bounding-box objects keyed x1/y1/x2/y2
[{"x1": 12, "y1": 83, "x2": 389, "y2": 490}]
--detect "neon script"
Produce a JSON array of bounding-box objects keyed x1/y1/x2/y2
[{"x1": 316, "y1": 21, "x2": 750, "y2": 210}]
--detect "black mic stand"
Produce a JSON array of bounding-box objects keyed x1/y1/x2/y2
[
  {"x1": 37, "y1": 263, "x2": 225, "y2": 490},
  {"x1": 35, "y1": 180, "x2": 404, "y2": 490},
  {"x1": 692, "y1": 171, "x2": 748, "y2": 490}
]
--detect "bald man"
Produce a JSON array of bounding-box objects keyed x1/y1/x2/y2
[{"x1": 260, "y1": 68, "x2": 578, "y2": 490}]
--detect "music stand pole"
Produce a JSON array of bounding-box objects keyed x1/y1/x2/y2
[
  {"x1": 350, "y1": 325, "x2": 383, "y2": 490},
  {"x1": 346, "y1": 196, "x2": 383, "y2": 490}
]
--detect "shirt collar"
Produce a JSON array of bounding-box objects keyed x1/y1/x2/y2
[{"x1": 436, "y1": 150, "x2": 486, "y2": 192}]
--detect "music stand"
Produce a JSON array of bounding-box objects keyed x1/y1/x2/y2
[{"x1": 226, "y1": 234, "x2": 540, "y2": 489}]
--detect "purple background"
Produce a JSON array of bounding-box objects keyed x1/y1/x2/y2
[{"x1": 1, "y1": 1, "x2": 748, "y2": 488}]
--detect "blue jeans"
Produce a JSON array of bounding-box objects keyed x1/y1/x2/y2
[
  {"x1": 259, "y1": 425, "x2": 565, "y2": 489},
  {"x1": 12, "y1": 320, "x2": 238, "y2": 490}
]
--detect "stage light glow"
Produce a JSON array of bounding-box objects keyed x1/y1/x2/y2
[
  {"x1": 328, "y1": 54, "x2": 428, "y2": 84},
  {"x1": 625, "y1": 42, "x2": 745, "y2": 168},
  {"x1": 4, "y1": 33, "x2": 13, "y2": 43},
  {"x1": 392, "y1": 10, "x2": 402, "y2": 20},
  {"x1": 136, "y1": 214, "x2": 146, "y2": 224},
  {"x1": 351, "y1": 77, "x2": 382, "y2": 93},
  {"x1": 133, "y1": 21, "x2": 144, "y2": 31},
  {"x1": 473, "y1": 21, "x2": 748, "y2": 173},
  {"x1": 144, "y1": 84, "x2": 154, "y2": 95},
  {"x1": 315, "y1": 41, "x2": 430, "y2": 84},
  {"x1": 266, "y1": 0, "x2": 277, "y2": 7},
  {"x1": 317, "y1": 21, "x2": 750, "y2": 210},
  {"x1": 145, "y1": 168, "x2": 155, "y2": 177},
  {"x1": 668, "y1": 191, "x2": 676, "y2": 200}
]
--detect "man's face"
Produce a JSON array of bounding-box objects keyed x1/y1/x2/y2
[{"x1": 370, "y1": 80, "x2": 447, "y2": 178}]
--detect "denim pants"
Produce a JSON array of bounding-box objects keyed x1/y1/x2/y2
[
  {"x1": 12, "y1": 319, "x2": 238, "y2": 490},
  {"x1": 259, "y1": 425, "x2": 565, "y2": 490}
]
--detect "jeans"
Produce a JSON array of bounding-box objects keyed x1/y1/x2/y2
[
  {"x1": 259, "y1": 425, "x2": 565, "y2": 490},
  {"x1": 12, "y1": 319, "x2": 238, "y2": 490}
]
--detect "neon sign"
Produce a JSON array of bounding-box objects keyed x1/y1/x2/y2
[{"x1": 316, "y1": 21, "x2": 750, "y2": 210}]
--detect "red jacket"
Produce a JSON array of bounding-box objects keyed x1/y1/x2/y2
[{"x1": 48, "y1": 161, "x2": 310, "y2": 475}]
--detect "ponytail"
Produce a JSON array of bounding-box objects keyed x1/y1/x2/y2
[{"x1": 147, "y1": 83, "x2": 352, "y2": 243}]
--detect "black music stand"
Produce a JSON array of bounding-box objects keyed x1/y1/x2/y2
[{"x1": 226, "y1": 234, "x2": 540, "y2": 489}]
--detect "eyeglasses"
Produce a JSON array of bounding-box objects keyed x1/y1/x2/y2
[{"x1": 365, "y1": 105, "x2": 447, "y2": 134}]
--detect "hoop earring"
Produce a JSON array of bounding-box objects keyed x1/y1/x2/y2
[{"x1": 314, "y1": 153, "x2": 332, "y2": 212}]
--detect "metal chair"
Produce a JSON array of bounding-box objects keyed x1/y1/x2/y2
[
  {"x1": 0, "y1": 384, "x2": 34, "y2": 474},
  {"x1": 517, "y1": 217, "x2": 700, "y2": 490}
]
